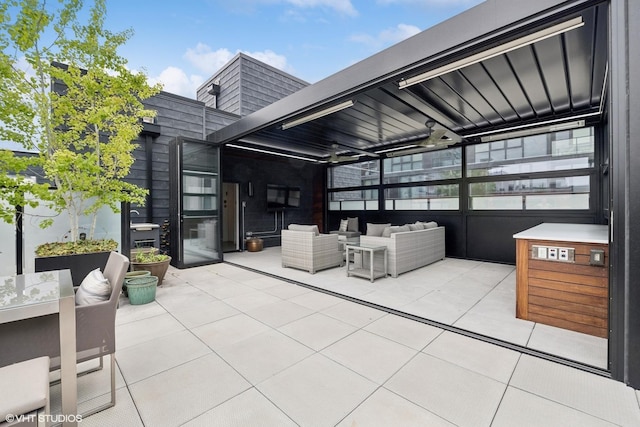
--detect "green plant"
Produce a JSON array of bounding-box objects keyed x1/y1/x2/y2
[
  {"x1": 133, "y1": 249, "x2": 170, "y2": 264},
  {"x1": 35, "y1": 238, "x2": 117, "y2": 256},
  {"x1": 0, "y1": 0, "x2": 161, "y2": 241}
]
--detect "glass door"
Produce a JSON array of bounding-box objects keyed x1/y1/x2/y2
[{"x1": 170, "y1": 138, "x2": 221, "y2": 268}]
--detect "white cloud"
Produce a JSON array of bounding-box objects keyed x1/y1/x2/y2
[
  {"x1": 150, "y1": 66, "x2": 204, "y2": 98},
  {"x1": 286, "y1": 0, "x2": 357, "y2": 16},
  {"x1": 350, "y1": 23, "x2": 421, "y2": 49},
  {"x1": 184, "y1": 44, "x2": 235, "y2": 75},
  {"x1": 184, "y1": 43, "x2": 295, "y2": 76}
]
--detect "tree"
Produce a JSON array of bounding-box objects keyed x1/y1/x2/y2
[{"x1": 0, "y1": 0, "x2": 161, "y2": 241}]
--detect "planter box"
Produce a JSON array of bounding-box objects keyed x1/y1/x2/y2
[{"x1": 35, "y1": 251, "x2": 112, "y2": 287}]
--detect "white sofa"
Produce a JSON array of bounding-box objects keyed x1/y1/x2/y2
[
  {"x1": 360, "y1": 224, "x2": 445, "y2": 277},
  {"x1": 281, "y1": 225, "x2": 343, "y2": 274}
]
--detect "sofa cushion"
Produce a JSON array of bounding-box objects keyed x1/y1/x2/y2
[
  {"x1": 338, "y1": 219, "x2": 349, "y2": 232},
  {"x1": 408, "y1": 223, "x2": 423, "y2": 231},
  {"x1": 381, "y1": 226, "x2": 392, "y2": 237},
  {"x1": 423, "y1": 221, "x2": 438, "y2": 229},
  {"x1": 347, "y1": 217, "x2": 359, "y2": 232},
  {"x1": 366, "y1": 223, "x2": 391, "y2": 237},
  {"x1": 75, "y1": 268, "x2": 111, "y2": 305},
  {"x1": 288, "y1": 224, "x2": 320, "y2": 236}
]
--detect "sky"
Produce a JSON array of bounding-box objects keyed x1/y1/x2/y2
[{"x1": 101, "y1": 0, "x2": 485, "y2": 99}]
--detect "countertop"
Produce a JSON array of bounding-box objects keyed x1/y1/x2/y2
[{"x1": 513, "y1": 223, "x2": 608, "y2": 244}]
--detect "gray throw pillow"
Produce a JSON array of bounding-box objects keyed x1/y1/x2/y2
[
  {"x1": 423, "y1": 221, "x2": 438, "y2": 229},
  {"x1": 346, "y1": 217, "x2": 359, "y2": 232},
  {"x1": 366, "y1": 223, "x2": 391, "y2": 236},
  {"x1": 408, "y1": 223, "x2": 422, "y2": 231},
  {"x1": 288, "y1": 224, "x2": 320, "y2": 235},
  {"x1": 382, "y1": 226, "x2": 392, "y2": 237}
]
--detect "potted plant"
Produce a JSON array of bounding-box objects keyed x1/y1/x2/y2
[
  {"x1": 130, "y1": 249, "x2": 171, "y2": 286},
  {"x1": 0, "y1": 0, "x2": 161, "y2": 278}
]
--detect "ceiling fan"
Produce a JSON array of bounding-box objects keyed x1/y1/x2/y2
[
  {"x1": 326, "y1": 143, "x2": 360, "y2": 163},
  {"x1": 385, "y1": 119, "x2": 453, "y2": 157}
]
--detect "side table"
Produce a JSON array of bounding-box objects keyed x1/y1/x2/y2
[{"x1": 345, "y1": 243, "x2": 387, "y2": 282}]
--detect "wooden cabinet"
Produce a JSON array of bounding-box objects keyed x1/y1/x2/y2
[{"x1": 514, "y1": 224, "x2": 609, "y2": 338}]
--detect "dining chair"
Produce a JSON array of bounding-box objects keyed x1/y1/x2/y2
[{"x1": 0, "y1": 251, "x2": 130, "y2": 417}]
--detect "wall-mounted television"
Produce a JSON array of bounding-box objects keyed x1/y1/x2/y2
[{"x1": 267, "y1": 184, "x2": 300, "y2": 210}]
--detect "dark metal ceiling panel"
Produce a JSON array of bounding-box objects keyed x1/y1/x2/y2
[
  {"x1": 483, "y1": 55, "x2": 536, "y2": 120},
  {"x1": 534, "y1": 37, "x2": 571, "y2": 112},
  {"x1": 459, "y1": 64, "x2": 519, "y2": 126},
  {"x1": 506, "y1": 46, "x2": 553, "y2": 116},
  {"x1": 422, "y1": 77, "x2": 490, "y2": 128},
  {"x1": 439, "y1": 70, "x2": 503, "y2": 126}
]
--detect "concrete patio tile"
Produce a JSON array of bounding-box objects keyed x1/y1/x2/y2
[
  {"x1": 257, "y1": 353, "x2": 377, "y2": 427},
  {"x1": 527, "y1": 323, "x2": 608, "y2": 369},
  {"x1": 511, "y1": 355, "x2": 640, "y2": 426},
  {"x1": 182, "y1": 388, "x2": 297, "y2": 427},
  {"x1": 170, "y1": 299, "x2": 240, "y2": 329},
  {"x1": 278, "y1": 312, "x2": 357, "y2": 351},
  {"x1": 221, "y1": 289, "x2": 282, "y2": 312},
  {"x1": 453, "y1": 311, "x2": 534, "y2": 347},
  {"x1": 129, "y1": 354, "x2": 250, "y2": 427},
  {"x1": 261, "y1": 282, "x2": 313, "y2": 299},
  {"x1": 115, "y1": 312, "x2": 185, "y2": 351},
  {"x1": 337, "y1": 387, "x2": 455, "y2": 427},
  {"x1": 115, "y1": 298, "x2": 167, "y2": 326},
  {"x1": 245, "y1": 299, "x2": 314, "y2": 328},
  {"x1": 492, "y1": 387, "x2": 617, "y2": 427},
  {"x1": 320, "y1": 300, "x2": 386, "y2": 328},
  {"x1": 192, "y1": 313, "x2": 270, "y2": 351},
  {"x1": 423, "y1": 331, "x2": 520, "y2": 383},
  {"x1": 215, "y1": 329, "x2": 314, "y2": 384},
  {"x1": 322, "y1": 329, "x2": 418, "y2": 384},
  {"x1": 287, "y1": 289, "x2": 344, "y2": 311},
  {"x1": 364, "y1": 313, "x2": 443, "y2": 350},
  {"x1": 72, "y1": 388, "x2": 143, "y2": 427},
  {"x1": 386, "y1": 353, "x2": 506, "y2": 427},
  {"x1": 116, "y1": 329, "x2": 212, "y2": 384}
]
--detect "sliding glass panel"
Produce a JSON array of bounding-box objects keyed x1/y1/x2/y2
[
  {"x1": 467, "y1": 128, "x2": 595, "y2": 177},
  {"x1": 383, "y1": 147, "x2": 462, "y2": 184},
  {"x1": 469, "y1": 176, "x2": 590, "y2": 210},
  {"x1": 328, "y1": 189, "x2": 378, "y2": 211},
  {"x1": 385, "y1": 184, "x2": 459, "y2": 210},
  {"x1": 327, "y1": 160, "x2": 380, "y2": 189}
]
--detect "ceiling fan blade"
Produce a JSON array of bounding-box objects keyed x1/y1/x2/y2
[{"x1": 417, "y1": 128, "x2": 447, "y2": 147}]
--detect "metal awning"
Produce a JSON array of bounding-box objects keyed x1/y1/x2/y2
[{"x1": 209, "y1": 0, "x2": 607, "y2": 163}]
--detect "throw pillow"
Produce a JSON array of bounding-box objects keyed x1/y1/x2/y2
[
  {"x1": 423, "y1": 221, "x2": 438, "y2": 229},
  {"x1": 288, "y1": 224, "x2": 320, "y2": 236},
  {"x1": 346, "y1": 217, "x2": 359, "y2": 232},
  {"x1": 366, "y1": 223, "x2": 391, "y2": 236},
  {"x1": 75, "y1": 268, "x2": 111, "y2": 306},
  {"x1": 408, "y1": 223, "x2": 422, "y2": 231},
  {"x1": 339, "y1": 219, "x2": 349, "y2": 232},
  {"x1": 382, "y1": 226, "x2": 392, "y2": 238}
]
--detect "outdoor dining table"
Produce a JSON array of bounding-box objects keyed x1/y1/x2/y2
[{"x1": 0, "y1": 269, "x2": 78, "y2": 426}]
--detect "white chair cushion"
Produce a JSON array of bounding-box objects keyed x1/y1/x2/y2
[{"x1": 75, "y1": 268, "x2": 111, "y2": 305}]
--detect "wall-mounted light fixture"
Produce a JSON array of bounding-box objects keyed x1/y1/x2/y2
[
  {"x1": 398, "y1": 17, "x2": 584, "y2": 89},
  {"x1": 281, "y1": 100, "x2": 355, "y2": 130},
  {"x1": 248, "y1": 181, "x2": 254, "y2": 197}
]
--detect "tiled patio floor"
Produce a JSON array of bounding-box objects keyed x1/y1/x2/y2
[{"x1": 51, "y1": 259, "x2": 640, "y2": 426}]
